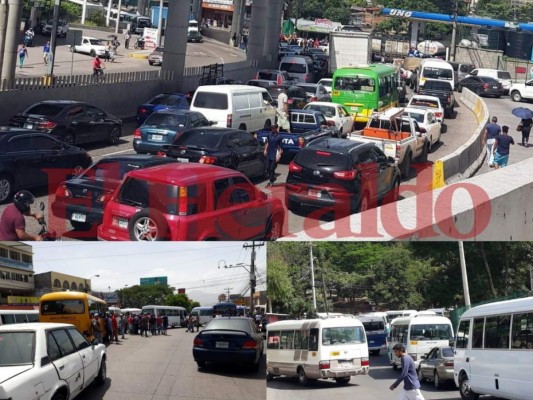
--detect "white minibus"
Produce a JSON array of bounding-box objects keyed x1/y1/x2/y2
[
  {"x1": 266, "y1": 317, "x2": 369, "y2": 385},
  {"x1": 454, "y1": 297, "x2": 533, "y2": 400},
  {"x1": 141, "y1": 305, "x2": 186, "y2": 328},
  {"x1": 191, "y1": 306, "x2": 213, "y2": 326},
  {"x1": 0, "y1": 309, "x2": 39, "y2": 325},
  {"x1": 190, "y1": 85, "x2": 276, "y2": 132},
  {"x1": 388, "y1": 314, "x2": 454, "y2": 369},
  {"x1": 419, "y1": 59, "x2": 455, "y2": 90},
  {"x1": 120, "y1": 308, "x2": 142, "y2": 315},
  {"x1": 386, "y1": 309, "x2": 417, "y2": 322}
]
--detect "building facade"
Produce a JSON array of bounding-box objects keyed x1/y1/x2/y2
[
  {"x1": 34, "y1": 271, "x2": 93, "y2": 298},
  {"x1": 0, "y1": 243, "x2": 34, "y2": 306}
]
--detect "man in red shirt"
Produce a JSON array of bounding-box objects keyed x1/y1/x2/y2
[
  {"x1": 92, "y1": 56, "x2": 104, "y2": 76},
  {"x1": 0, "y1": 190, "x2": 42, "y2": 241},
  {"x1": 111, "y1": 313, "x2": 119, "y2": 343}
]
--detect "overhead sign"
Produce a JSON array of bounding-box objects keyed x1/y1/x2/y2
[
  {"x1": 202, "y1": 0, "x2": 234, "y2": 11},
  {"x1": 177, "y1": 288, "x2": 186, "y2": 294},
  {"x1": 7, "y1": 296, "x2": 40, "y2": 305},
  {"x1": 143, "y1": 27, "x2": 158, "y2": 48},
  {"x1": 388, "y1": 9, "x2": 413, "y2": 18},
  {"x1": 140, "y1": 276, "x2": 168, "y2": 286}
]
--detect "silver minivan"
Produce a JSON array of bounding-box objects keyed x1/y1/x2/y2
[{"x1": 279, "y1": 55, "x2": 316, "y2": 83}]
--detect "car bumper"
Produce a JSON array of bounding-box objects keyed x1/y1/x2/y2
[
  {"x1": 51, "y1": 200, "x2": 104, "y2": 225},
  {"x1": 438, "y1": 367, "x2": 455, "y2": 382},
  {"x1": 286, "y1": 183, "x2": 355, "y2": 211},
  {"x1": 319, "y1": 366, "x2": 369, "y2": 379},
  {"x1": 97, "y1": 224, "x2": 130, "y2": 241},
  {"x1": 133, "y1": 139, "x2": 168, "y2": 154},
  {"x1": 193, "y1": 348, "x2": 258, "y2": 365}
]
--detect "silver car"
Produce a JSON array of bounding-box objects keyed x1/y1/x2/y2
[{"x1": 417, "y1": 346, "x2": 455, "y2": 389}]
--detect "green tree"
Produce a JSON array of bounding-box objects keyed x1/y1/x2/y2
[
  {"x1": 167, "y1": 293, "x2": 194, "y2": 311},
  {"x1": 118, "y1": 285, "x2": 174, "y2": 308}
]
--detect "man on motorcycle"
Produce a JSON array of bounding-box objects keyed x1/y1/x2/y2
[
  {"x1": 0, "y1": 190, "x2": 43, "y2": 241},
  {"x1": 24, "y1": 28, "x2": 34, "y2": 47}
]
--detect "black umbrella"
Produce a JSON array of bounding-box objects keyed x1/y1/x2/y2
[{"x1": 512, "y1": 107, "x2": 533, "y2": 119}]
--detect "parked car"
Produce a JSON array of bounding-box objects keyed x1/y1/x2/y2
[
  {"x1": 254, "y1": 69, "x2": 295, "y2": 86},
  {"x1": 215, "y1": 77, "x2": 243, "y2": 85},
  {"x1": 164, "y1": 127, "x2": 265, "y2": 179},
  {"x1": 192, "y1": 317, "x2": 264, "y2": 370},
  {"x1": 136, "y1": 93, "x2": 190, "y2": 125},
  {"x1": 97, "y1": 163, "x2": 285, "y2": 241},
  {"x1": 417, "y1": 346, "x2": 455, "y2": 389},
  {"x1": 303, "y1": 101, "x2": 354, "y2": 137},
  {"x1": 9, "y1": 100, "x2": 123, "y2": 146},
  {"x1": 457, "y1": 76, "x2": 505, "y2": 97},
  {"x1": 134, "y1": 110, "x2": 211, "y2": 154},
  {"x1": 404, "y1": 107, "x2": 442, "y2": 150},
  {"x1": 286, "y1": 137, "x2": 401, "y2": 214},
  {"x1": 42, "y1": 19, "x2": 69, "y2": 37},
  {"x1": 0, "y1": 127, "x2": 92, "y2": 203},
  {"x1": 148, "y1": 46, "x2": 163, "y2": 65},
  {"x1": 266, "y1": 85, "x2": 309, "y2": 109},
  {"x1": 0, "y1": 323, "x2": 107, "y2": 400},
  {"x1": 246, "y1": 79, "x2": 278, "y2": 88},
  {"x1": 52, "y1": 154, "x2": 177, "y2": 231},
  {"x1": 294, "y1": 82, "x2": 331, "y2": 102}
]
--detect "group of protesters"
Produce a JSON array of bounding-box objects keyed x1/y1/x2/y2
[{"x1": 90, "y1": 311, "x2": 170, "y2": 343}]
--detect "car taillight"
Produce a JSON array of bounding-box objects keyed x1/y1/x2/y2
[
  {"x1": 361, "y1": 357, "x2": 369, "y2": 366},
  {"x1": 396, "y1": 143, "x2": 401, "y2": 157},
  {"x1": 447, "y1": 95, "x2": 452, "y2": 103},
  {"x1": 55, "y1": 185, "x2": 72, "y2": 198},
  {"x1": 138, "y1": 107, "x2": 149, "y2": 114},
  {"x1": 199, "y1": 155, "x2": 217, "y2": 164},
  {"x1": 227, "y1": 114, "x2": 232, "y2": 127},
  {"x1": 298, "y1": 137, "x2": 305, "y2": 148},
  {"x1": 445, "y1": 361, "x2": 454, "y2": 367},
  {"x1": 277, "y1": 75, "x2": 282, "y2": 85},
  {"x1": 319, "y1": 361, "x2": 330, "y2": 370},
  {"x1": 242, "y1": 340, "x2": 257, "y2": 349},
  {"x1": 482, "y1": 83, "x2": 489, "y2": 89},
  {"x1": 178, "y1": 186, "x2": 188, "y2": 216},
  {"x1": 333, "y1": 170, "x2": 357, "y2": 180},
  {"x1": 305, "y1": 74, "x2": 309, "y2": 82},
  {"x1": 156, "y1": 151, "x2": 166, "y2": 157},
  {"x1": 310, "y1": 96, "x2": 317, "y2": 102},
  {"x1": 193, "y1": 337, "x2": 204, "y2": 347},
  {"x1": 134, "y1": 128, "x2": 141, "y2": 138},
  {"x1": 39, "y1": 121, "x2": 57, "y2": 130},
  {"x1": 288, "y1": 161, "x2": 302, "y2": 173},
  {"x1": 435, "y1": 112, "x2": 442, "y2": 118},
  {"x1": 287, "y1": 98, "x2": 294, "y2": 104},
  {"x1": 316, "y1": 151, "x2": 330, "y2": 156}
]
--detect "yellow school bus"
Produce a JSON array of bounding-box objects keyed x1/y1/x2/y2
[{"x1": 39, "y1": 291, "x2": 107, "y2": 339}]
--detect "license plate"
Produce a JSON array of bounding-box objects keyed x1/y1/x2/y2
[
  {"x1": 215, "y1": 341, "x2": 229, "y2": 349},
  {"x1": 384, "y1": 143, "x2": 395, "y2": 153},
  {"x1": 369, "y1": 340, "x2": 375, "y2": 344},
  {"x1": 71, "y1": 213, "x2": 86, "y2": 222},
  {"x1": 151, "y1": 134, "x2": 163, "y2": 141},
  {"x1": 177, "y1": 157, "x2": 189, "y2": 163},
  {"x1": 308, "y1": 189, "x2": 321, "y2": 198},
  {"x1": 340, "y1": 361, "x2": 352, "y2": 368},
  {"x1": 24, "y1": 123, "x2": 33, "y2": 129},
  {"x1": 350, "y1": 106, "x2": 358, "y2": 112},
  {"x1": 492, "y1": 86, "x2": 499, "y2": 89}
]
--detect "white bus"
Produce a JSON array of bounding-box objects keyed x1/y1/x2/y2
[
  {"x1": 121, "y1": 307, "x2": 142, "y2": 315},
  {"x1": 0, "y1": 309, "x2": 39, "y2": 325},
  {"x1": 388, "y1": 314, "x2": 454, "y2": 369},
  {"x1": 386, "y1": 309, "x2": 417, "y2": 322},
  {"x1": 266, "y1": 317, "x2": 369, "y2": 385},
  {"x1": 454, "y1": 297, "x2": 533, "y2": 400},
  {"x1": 419, "y1": 59, "x2": 455, "y2": 90},
  {"x1": 141, "y1": 305, "x2": 186, "y2": 328},
  {"x1": 108, "y1": 306, "x2": 122, "y2": 316},
  {"x1": 191, "y1": 306, "x2": 213, "y2": 326}
]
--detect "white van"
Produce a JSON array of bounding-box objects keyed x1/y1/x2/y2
[
  {"x1": 419, "y1": 59, "x2": 455, "y2": 90},
  {"x1": 190, "y1": 85, "x2": 276, "y2": 132},
  {"x1": 466, "y1": 68, "x2": 512, "y2": 94},
  {"x1": 0, "y1": 309, "x2": 39, "y2": 325},
  {"x1": 279, "y1": 55, "x2": 316, "y2": 83}
]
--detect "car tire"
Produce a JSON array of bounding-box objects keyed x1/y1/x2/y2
[
  {"x1": 265, "y1": 213, "x2": 283, "y2": 240},
  {"x1": 266, "y1": 371, "x2": 274, "y2": 382},
  {"x1": 457, "y1": 85, "x2": 462, "y2": 92},
  {"x1": 459, "y1": 375, "x2": 479, "y2": 400},
  {"x1": 148, "y1": 61, "x2": 154, "y2": 65},
  {"x1": 95, "y1": 358, "x2": 106, "y2": 385},
  {"x1": 63, "y1": 132, "x2": 75, "y2": 146},
  {"x1": 0, "y1": 174, "x2": 13, "y2": 204},
  {"x1": 417, "y1": 143, "x2": 429, "y2": 163},
  {"x1": 392, "y1": 363, "x2": 398, "y2": 370},
  {"x1": 196, "y1": 360, "x2": 206, "y2": 368},
  {"x1": 434, "y1": 370, "x2": 443, "y2": 389},
  {"x1": 417, "y1": 367, "x2": 426, "y2": 383},
  {"x1": 108, "y1": 125, "x2": 121, "y2": 145},
  {"x1": 511, "y1": 91, "x2": 522, "y2": 102},
  {"x1": 335, "y1": 377, "x2": 350, "y2": 385},
  {"x1": 239, "y1": 123, "x2": 247, "y2": 131},
  {"x1": 297, "y1": 367, "x2": 310, "y2": 386},
  {"x1": 128, "y1": 208, "x2": 170, "y2": 241},
  {"x1": 70, "y1": 221, "x2": 93, "y2": 231},
  {"x1": 338, "y1": 127, "x2": 343, "y2": 138},
  {"x1": 264, "y1": 119, "x2": 272, "y2": 129},
  {"x1": 400, "y1": 152, "x2": 411, "y2": 179},
  {"x1": 90, "y1": 49, "x2": 96, "y2": 57},
  {"x1": 51, "y1": 392, "x2": 67, "y2": 400}
]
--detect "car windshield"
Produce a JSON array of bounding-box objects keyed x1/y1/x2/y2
[
  {"x1": 0, "y1": 332, "x2": 34, "y2": 366},
  {"x1": 26, "y1": 103, "x2": 66, "y2": 116},
  {"x1": 410, "y1": 99, "x2": 438, "y2": 108},
  {"x1": 83, "y1": 160, "x2": 141, "y2": 181},
  {"x1": 173, "y1": 130, "x2": 223, "y2": 149},
  {"x1": 497, "y1": 71, "x2": 512, "y2": 79},
  {"x1": 144, "y1": 113, "x2": 187, "y2": 128},
  {"x1": 258, "y1": 71, "x2": 277, "y2": 81},
  {"x1": 205, "y1": 318, "x2": 251, "y2": 332},
  {"x1": 362, "y1": 321, "x2": 385, "y2": 331},
  {"x1": 149, "y1": 95, "x2": 184, "y2": 106},
  {"x1": 422, "y1": 67, "x2": 453, "y2": 80},
  {"x1": 407, "y1": 112, "x2": 424, "y2": 123},
  {"x1": 89, "y1": 39, "x2": 104, "y2": 45},
  {"x1": 280, "y1": 62, "x2": 306, "y2": 74},
  {"x1": 442, "y1": 347, "x2": 454, "y2": 357},
  {"x1": 410, "y1": 324, "x2": 452, "y2": 340},
  {"x1": 334, "y1": 76, "x2": 375, "y2": 92},
  {"x1": 41, "y1": 300, "x2": 85, "y2": 315},
  {"x1": 193, "y1": 93, "x2": 228, "y2": 110},
  {"x1": 322, "y1": 326, "x2": 366, "y2": 346},
  {"x1": 296, "y1": 148, "x2": 350, "y2": 171}
]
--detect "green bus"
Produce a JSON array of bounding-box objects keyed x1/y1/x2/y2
[{"x1": 331, "y1": 64, "x2": 400, "y2": 126}]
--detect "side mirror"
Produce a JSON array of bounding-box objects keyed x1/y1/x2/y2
[
  {"x1": 91, "y1": 338, "x2": 98, "y2": 347},
  {"x1": 209, "y1": 121, "x2": 217, "y2": 126},
  {"x1": 418, "y1": 127, "x2": 426, "y2": 133},
  {"x1": 39, "y1": 202, "x2": 45, "y2": 212}
]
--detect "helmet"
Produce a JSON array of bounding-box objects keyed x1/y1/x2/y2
[{"x1": 13, "y1": 190, "x2": 35, "y2": 213}]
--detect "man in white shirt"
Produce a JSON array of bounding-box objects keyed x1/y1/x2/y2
[{"x1": 277, "y1": 91, "x2": 290, "y2": 132}]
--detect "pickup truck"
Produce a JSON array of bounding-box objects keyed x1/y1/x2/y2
[
  {"x1": 256, "y1": 109, "x2": 339, "y2": 160},
  {"x1": 510, "y1": 79, "x2": 533, "y2": 103},
  {"x1": 418, "y1": 79, "x2": 455, "y2": 118},
  {"x1": 349, "y1": 107, "x2": 429, "y2": 178},
  {"x1": 70, "y1": 36, "x2": 109, "y2": 58}
]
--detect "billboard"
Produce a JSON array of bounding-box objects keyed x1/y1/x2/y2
[{"x1": 140, "y1": 276, "x2": 168, "y2": 286}]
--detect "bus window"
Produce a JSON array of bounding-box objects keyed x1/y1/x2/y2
[
  {"x1": 456, "y1": 319, "x2": 470, "y2": 349},
  {"x1": 268, "y1": 330, "x2": 281, "y2": 349},
  {"x1": 512, "y1": 313, "x2": 533, "y2": 349},
  {"x1": 472, "y1": 318, "x2": 484, "y2": 348},
  {"x1": 280, "y1": 330, "x2": 294, "y2": 349},
  {"x1": 309, "y1": 328, "x2": 319, "y2": 351},
  {"x1": 41, "y1": 299, "x2": 85, "y2": 315},
  {"x1": 335, "y1": 76, "x2": 375, "y2": 92},
  {"x1": 322, "y1": 326, "x2": 365, "y2": 345}
]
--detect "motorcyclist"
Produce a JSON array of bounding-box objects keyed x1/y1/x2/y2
[
  {"x1": 0, "y1": 190, "x2": 43, "y2": 241},
  {"x1": 135, "y1": 35, "x2": 145, "y2": 50},
  {"x1": 24, "y1": 27, "x2": 34, "y2": 47}
]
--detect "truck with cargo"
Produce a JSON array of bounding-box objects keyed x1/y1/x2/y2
[{"x1": 328, "y1": 31, "x2": 372, "y2": 74}]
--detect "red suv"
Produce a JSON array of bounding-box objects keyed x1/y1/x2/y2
[{"x1": 97, "y1": 163, "x2": 285, "y2": 241}]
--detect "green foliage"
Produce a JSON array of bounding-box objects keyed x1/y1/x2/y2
[
  {"x1": 166, "y1": 293, "x2": 194, "y2": 311},
  {"x1": 118, "y1": 285, "x2": 174, "y2": 309},
  {"x1": 88, "y1": 10, "x2": 107, "y2": 27}
]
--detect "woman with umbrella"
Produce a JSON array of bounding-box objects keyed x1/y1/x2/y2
[{"x1": 512, "y1": 107, "x2": 533, "y2": 147}]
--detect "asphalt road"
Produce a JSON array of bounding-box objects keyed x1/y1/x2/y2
[
  {"x1": 267, "y1": 351, "x2": 505, "y2": 400},
  {"x1": 74, "y1": 327, "x2": 265, "y2": 400}
]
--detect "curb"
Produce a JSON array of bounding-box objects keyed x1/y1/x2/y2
[{"x1": 128, "y1": 52, "x2": 149, "y2": 60}]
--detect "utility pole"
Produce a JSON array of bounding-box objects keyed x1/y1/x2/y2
[
  {"x1": 450, "y1": 0, "x2": 458, "y2": 62},
  {"x1": 243, "y1": 242, "x2": 265, "y2": 312},
  {"x1": 47, "y1": 0, "x2": 61, "y2": 79},
  {"x1": 316, "y1": 257, "x2": 328, "y2": 314},
  {"x1": 0, "y1": 0, "x2": 8, "y2": 78},
  {"x1": 458, "y1": 241, "x2": 471, "y2": 307},
  {"x1": 224, "y1": 287, "x2": 232, "y2": 300},
  {"x1": 309, "y1": 242, "x2": 317, "y2": 310}
]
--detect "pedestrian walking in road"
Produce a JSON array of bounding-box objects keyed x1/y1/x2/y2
[
  {"x1": 150, "y1": 314, "x2": 157, "y2": 336},
  {"x1": 276, "y1": 91, "x2": 290, "y2": 132},
  {"x1": 389, "y1": 344, "x2": 425, "y2": 400},
  {"x1": 124, "y1": 30, "x2": 131, "y2": 49},
  {"x1": 140, "y1": 314, "x2": 149, "y2": 337},
  {"x1": 263, "y1": 124, "x2": 283, "y2": 187},
  {"x1": 520, "y1": 117, "x2": 532, "y2": 147},
  {"x1": 162, "y1": 314, "x2": 168, "y2": 335},
  {"x1": 92, "y1": 313, "x2": 103, "y2": 344},
  {"x1": 18, "y1": 45, "x2": 28, "y2": 68},
  {"x1": 111, "y1": 313, "x2": 119, "y2": 343},
  {"x1": 187, "y1": 314, "x2": 194, "y2": 332},
  {"x1": 493, "y1": 125, "x2": 515, "y2": 169},
  {"x1": 484, "y1": 116, "x2": 501, "y2": 167},
  {"x1": 195, "y1": 314, "x2": 201, "y2": 332},
  {"x1": 43, "y1": 41, "x2": 50, "y2": 65}
]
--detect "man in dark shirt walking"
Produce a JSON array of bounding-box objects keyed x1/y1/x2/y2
[
  {"x1": 389, "y1": 344, "x2": 425, "y2": 400},
  {"x1": 263, "y1": 124, "x2": 283, "y2": 187},
  {"x1": 493, "y1": 125, "x2": 515, "y2": 169},
  {"x1": 484, "y1": 116, "x2": 501, "y2": 167}
]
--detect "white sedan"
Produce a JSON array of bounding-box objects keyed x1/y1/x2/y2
[
  {"x1": 405, "y1": 106, "x2": 442, "y2": 150},
  {"x1": 407, "y1": 94, "x2": 445, "y2": 123},
  {"x1": 303, "y1": 101, "x2": 354, "y2": 138},
  {"x1": 0, "y1": 323, "x2": 107, "y2": 400}
]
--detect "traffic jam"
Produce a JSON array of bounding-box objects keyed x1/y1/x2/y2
[{"x1": 1, "y1": 31, "x2": 474, "y2": 241}]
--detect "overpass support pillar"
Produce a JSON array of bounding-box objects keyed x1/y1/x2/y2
[
  {"x1": 161, "y1": 0, "x2": 189, "y2": 90},
  {"x1": 263, "y1": 0, "x2": 283, "y2": 68},
  {"x1": 1, "y1": 0, "x2": 22, "y2": 85},
  {"x1": 246, "y1": 0, "x2": 269, "y2": 63},
  {"x1": 192, "y1": 0, "x2": 202, "y2": 21}
]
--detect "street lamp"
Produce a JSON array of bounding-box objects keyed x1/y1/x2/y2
[{"x1": 85, "y1": 274, "x2": 100, "y2": 293}]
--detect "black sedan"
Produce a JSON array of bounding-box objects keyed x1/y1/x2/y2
[
  {"x1": 9, "y1": 100, "x2": 123, "y2": 146},
  {"x1": 51, "y1": 154, "x2": 177, "y2": 231},
  {"x1": 0, "y1": 128, "x2": 92, "y2": 203},
  {"x1": 164, "y1": 127, "x2": 265, "y2": 179},
  {"x1": 457, "y1": 76, "x2": 505, "y2": 97},
  {"x1": 192, "y1": 317, "x2": 264, "y2": 370}
]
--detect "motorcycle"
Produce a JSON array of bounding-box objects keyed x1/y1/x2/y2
[
  {"x1": 24, "y1": 29, "x2": 34, "y2": 47},
  {"x1": 133, "y1": 37, "x2": 145, "y2": 50},
  {"x1": 37, "y1": 202, "x2": 59, "y2": 241}
]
